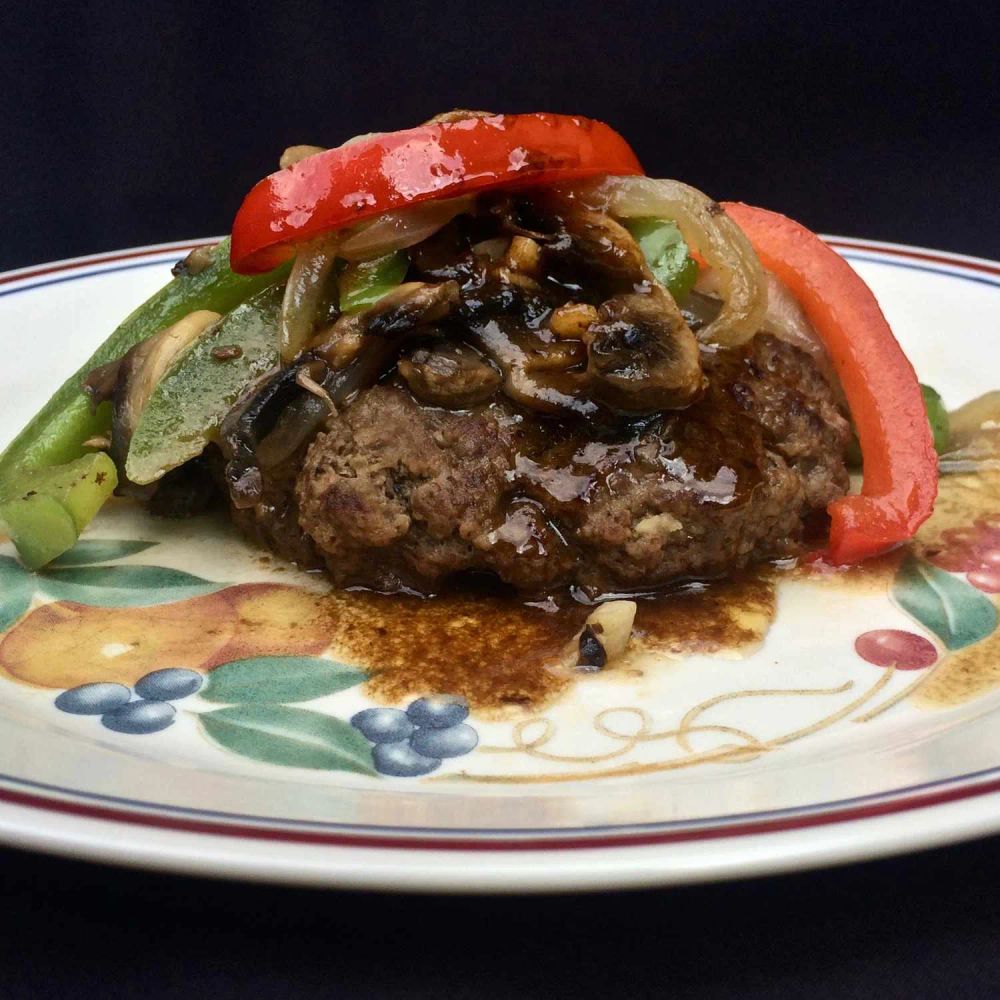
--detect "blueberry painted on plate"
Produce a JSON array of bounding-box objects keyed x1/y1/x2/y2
[
  {"x1": 410, "y1": 723, "x2": 479, "y2": 759},
  {"x1": 55, "y1": 682, "x2": 131, "y2": 715},
  {"x1": 134, "y1": 667, "x2": 203, "y2": 701},
  {"x1": 351, "y1": 707, "x2": 414, "y2": 744},
  {"x1": 372, "y1": 742, "x2": 441, "y2": 777},
  {"x1": 101, "y1": 700, "x2": 176, "y2": 734},
  {"x1": 406, "y1": 695, "x2": 469, "y2": 729}
]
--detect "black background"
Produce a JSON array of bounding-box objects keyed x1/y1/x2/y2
[
  {"x1": 1, "y1": 0, "x2": 997, "y2": 270},
  {"x1": 1, "y1": 1, "x2": 998, "y2": 996},
  {"x1": 1, "y1": 837, "x2": 999, "y2": 998}
]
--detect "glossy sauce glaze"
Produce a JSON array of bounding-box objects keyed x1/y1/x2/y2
[
  {"x1": 317, "y1": 570, "x2": 776, "y2": 711},
  {"x1": 309, "y1": 467, "x2": 1000, "y2": 713}
]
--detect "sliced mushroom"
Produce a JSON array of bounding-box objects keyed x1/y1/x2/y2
[
  {"x1": 221, "y1": 366, "x2": 298, "y2": 475},
  {"x1": 506, "y1": 367, "x2": 598, "y2": 418},
  {"x1": 587, "y1": 286, "x2": 703, "y2": 412},
  {"x1": 398, "y1": 343, "x2": 501, "y2": 408},
  {"x1": 220, "y1": 361, "x2": 329, "y2": 507},
  {"x1": 90, "y1": 310, "x2": 221, "y2": 487},
  {"x1": 310, "y1": 281, "x2": 460, "y2": 369},
  {"x1": 466, "y1": 320, "x2": 598, "y2": 419},
  {"x1": 521, "y1": 339, "x2": 587, "y2": 373},
  {"x1": 548, "y1": 208, "x2": 650, "y2": 293},
  {"x1": 490, "y1": 197, "x2": 651, "y2": 297}
]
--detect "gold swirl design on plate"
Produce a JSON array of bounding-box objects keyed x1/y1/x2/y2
[{"x1": 464, "y1": 670, "x2": 895, "y2": 783}]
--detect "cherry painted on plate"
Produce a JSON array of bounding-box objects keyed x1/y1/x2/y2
[{"x1": 855, "y1": 629, "x2": 938, "y2": 670}]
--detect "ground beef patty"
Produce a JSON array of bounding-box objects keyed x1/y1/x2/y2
[{"x1": 282, "y1": 333, "x2": 849, "y2": 596}]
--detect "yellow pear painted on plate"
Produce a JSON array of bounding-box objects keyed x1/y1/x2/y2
[
  {"x1": 212, "y1": 583, "x2": 331, "y2": 664},
  {"x1": 0, "y1": 594, "x2": 238, "y2": 689}
]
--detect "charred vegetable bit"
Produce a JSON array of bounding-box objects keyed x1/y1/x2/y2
[
  {"x1": 577, "y1": 625, "x2": 607, "y2": 671},
  {"x1": 212, "y1": 345, "x2": 244, "y2": 361},
  {"x1": 171, "y1": 243, "x2": 218, "y2": 278}
]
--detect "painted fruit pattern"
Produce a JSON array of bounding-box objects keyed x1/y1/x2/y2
[{"x1": 0, "y1": 472, "x2": 998, "y2": 782}]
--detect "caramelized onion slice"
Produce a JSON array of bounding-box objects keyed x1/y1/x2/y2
[
  {"x1": 279, "y1": 236, "x2": 339, "y2": 364},
  {"x1": 574, "y1": 176, "x2": 768, "y2": 347},
  {"x1": 338, "y1": 197, "x2": 475, "y2": 262},
  {"x1": 559, "y1": 600, "x2": 637, "y2": 672}
]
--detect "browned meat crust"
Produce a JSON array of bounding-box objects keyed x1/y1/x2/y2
[{"x1": 285, "y1": 333, "x2": 849, "y2": 596}]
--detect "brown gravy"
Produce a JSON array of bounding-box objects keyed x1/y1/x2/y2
[{"x1": 317, "y1": 570, "x2": 776, "y2": 711}]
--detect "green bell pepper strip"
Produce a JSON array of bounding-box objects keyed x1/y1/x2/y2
[
  {"x1": 126, "y1": 286, "x2": 283, "y2": 485},
  {"x1": 921, "y1": 384, "x2": 951, "y2": 455},
  {"x1": 0, "y1": 238, "x2": 290, "y2": 478},
  {"x1": 0, "y1": 453, "x2": 118, "y2": 569},
  {"x1": 338, "y1": 251, "x2": 409, "y2": 313},
  {"x1": 846, "y1": 383, "x2": 950, "y2": 468},
  {"x1": 623, "y1": 218, "x2": 699, "y2": 300}
]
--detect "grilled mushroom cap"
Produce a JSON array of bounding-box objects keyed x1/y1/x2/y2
[
  {"x1": 398, "y1": 343, "x2": 501, "y2": 408},
  {"x1": 587, "y1": 286, "x2": 703, "y2": 412},
  {"x1": 310, "y1": 281, "x2": 460, "y2": 370}
]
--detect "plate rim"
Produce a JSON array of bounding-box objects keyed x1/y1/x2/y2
[{"x1": 1, "y1": 237, "x2": 999, "y2": 891}]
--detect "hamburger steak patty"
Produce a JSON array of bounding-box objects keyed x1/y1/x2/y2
[{"x1": 277, "y1": 332, "x2": 849, "y2": 595}]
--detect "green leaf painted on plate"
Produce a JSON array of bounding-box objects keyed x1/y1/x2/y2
[
  {"x1": 49, "y1": 539, "x2": 158, "y2": 567},
  {"x1": 892, "y1": 555, "x2": 997, "y2": 650},
  {"x1": 0, "y1": 556, "x2": 32, "y2": 631},
  {"x1": 199, "y1": 705, "x2": 376, "y2": 774},
  {"x1": 37, "y1": 564, "x2": 221, "y2": 607},
  {"x1": 202, "y1": 656, "x2": 367, "y2": 704}
]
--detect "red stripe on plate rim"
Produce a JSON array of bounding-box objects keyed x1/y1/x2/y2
[
  {"x1": 2, "y1": 774, "x2": 999, "y2": 853},
  {"x1": 0, "y1": 242, "x2": 216, "y2": 286}
]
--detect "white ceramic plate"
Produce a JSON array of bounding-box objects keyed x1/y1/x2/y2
[{"x1": 0, "y1": 237, "x2": 998, "y2": 893}]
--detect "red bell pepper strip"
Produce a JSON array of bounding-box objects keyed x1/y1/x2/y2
[
  {"x1": 723, "y1": 202, "x2": 938, "y2": 563},
  {"x1": 230, "y1": 113, "x2": 643, "y2": 274}
]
